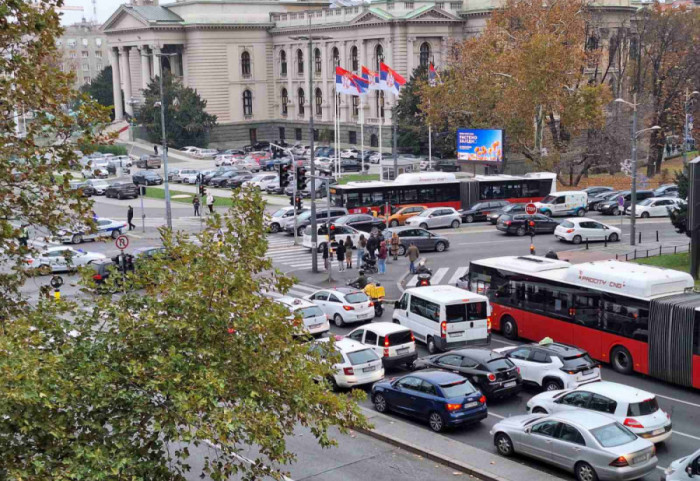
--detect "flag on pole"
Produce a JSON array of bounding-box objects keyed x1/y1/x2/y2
[
  {"x1": 361, "y1": 66, "x2": 382, "y2": 91},
  {"x1": 335, "y1": 66, "x2": 368, "y2": 96},
  {"x1": 379, "y1": 62, "x2": 406, "y2": 96},
  {"x1": 428, "y1": 62, "x2": 441, "y2": 87}
]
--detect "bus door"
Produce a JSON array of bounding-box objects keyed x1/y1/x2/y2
[{"x1": 570, "y1": 291, "x2": 603, "y2": 361}]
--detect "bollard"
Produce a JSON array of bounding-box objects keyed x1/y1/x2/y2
[
  {"x1": 656, "y1": 231, "x2": 659, "y2": 242},
  {"x1": 586, "y1": 238, "x2": 589, "y2": 250},
  {"x1": 605, "y1": 236, "x2": 608, "y2": 247},
  {"x1": 675, "y1": 245, "x2": 678, "y2": 254},
  {"x1": 616, "y1": 253, "x2": 618, "y2": 260},
  {"x1": 646, "y1": 249, "x2": 649, "y2": 258},
  {"x1": 638, "y1": 232, "x2": 642, "y2": 244},
  {"x1": 634, "y1": 249, "x2": 637, "y2": 259},
  {"x1": 54, "y1": 289, "x2": 60, "y2": 301},
  {"x1": 660, "y1": 246, "x2": 662, "y2": 255}
]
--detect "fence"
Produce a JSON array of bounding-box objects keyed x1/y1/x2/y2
[{"x1": 615, "y1": 243, "x2": 691, "y2": 262}]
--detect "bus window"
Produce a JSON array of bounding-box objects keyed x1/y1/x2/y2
[
  {"x1": 331, "y1": 191, "x2": 346, "y2": 207},
  {"x1": 419, "y1": 187, "x2": 436, "y2": 203},
  {"x1": 400, "y1": 188, "x2": 418, "y2": 204},
  {"x1": 574, "y1": 293, "x2": 601, "y2": 328},
  {"x1": 504, "y1": 182, "x2": 522, "y2": 199},
  {"x1": 491, "y1": 183, "x2": 503, "y2": 199},
  {"x1": 345, "y1": 192, "x2": 359, "y2": 208},
  {"x1": 545, "y1": 289, "x2": 570, "y2": 316},
  {"x1": 694, "y1": 312, "x2": 700, "y2": 355},
  {"x1": 601, "y1": 299, "x2": 648, "y2": 342},
  {"x1": 523, "y1": 180, "x2": 541, "y2": 198},
  {"x1": 480, "y1": 184, "x2": 493, "y2": 200}
]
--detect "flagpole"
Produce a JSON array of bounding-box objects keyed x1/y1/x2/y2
[
  {"x1": 379, "y1": 107, "x2": 383, "y2": 179},
  {"x1": 334, "y1": 92, "x2": 338, "y2": 179},
  {"x1": 360, "y1": 95, "x2": 365, "y2": 175},
  {"x1": 428, "y1": 123, "x2": 433, "y2": 171}
]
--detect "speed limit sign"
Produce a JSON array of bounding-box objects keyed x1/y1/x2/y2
[
  {"x1": 115, "y1": 235, "x2": 129, "y2": 250},
  {"x1": 525, "y1": 203, "x2": 538, "y2": 215}
]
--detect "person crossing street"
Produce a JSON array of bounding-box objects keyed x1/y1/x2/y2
[
  {"x1": 390, "y1": 232, "x2": 400, "y2": 261},
  {"x1": 193, "y1": 196, "x2": 201, "y2": 216},
  {"x1": 405, "y1": 243, "x2": 420, "y2": 274},
  {"x1": 127, "y1": 205, "x2": 135, "y2": 231}
]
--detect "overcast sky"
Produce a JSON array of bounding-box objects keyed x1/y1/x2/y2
[{"x1": 60, "y1": 0, "x2": 126, "y2": 25}]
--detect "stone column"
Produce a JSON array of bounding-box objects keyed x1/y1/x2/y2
[
  {"x1": 441, "y1": 36, "x2": 448, "y2": 66},
  {"x1": 171, "y1": 52, "x2": 181, "y2": 78},
  {"x1": 119, "y1": 47, "x2": 134, "y2": 116},
  {"x1": 321, "y1": 42, "x2": 329, "y2": 121},
  {"x1": 407, "y1": 37, "x2": 415, "y2": 77},
  {"x1": 109, "y1": 48, "x2": 124, "y2": 120},
  {"x1": 152, "y1": 46, "x2": 162, "y2": 78},
  {"x1": 140, "y1": 46, "x2": 151, "y2": 91},
  {"x1": 286, "y1": 43, "x2": 294, "y2": 118}
]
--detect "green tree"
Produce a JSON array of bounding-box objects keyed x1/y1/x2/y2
[
  {"x1": 136, "y1": 72, "x2": 218, "y2": 149},
  {"x1": 0, "y1": 190, "x2": 368, "y2": 480},
  {"x1": 80, "y1": 66, "x2": 118, "y2": 117}
]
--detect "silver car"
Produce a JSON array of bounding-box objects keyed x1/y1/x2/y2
[
  {"x1": 491, "y1": 410, "x2": 657, "y2": 481},
  {"x1": 382, "y1": 226, "x2": 450, "y2": 255},
  {"x1": 404, "y1": 207, "x2": 462, "y2": 230}
]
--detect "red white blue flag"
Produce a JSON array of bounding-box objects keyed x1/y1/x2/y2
[
  {"x1": 335, "y1": 66, "x2": 368, "y2": 96},
  {"x1": 429, "y1": 62, "x2": 441, "y2": 87},
  {"x1": 361, "y1": 66, "x2": 382, "y2": 91},
  {"x1": 379, "y1": 62, "x2": 406, "y2": 96}
]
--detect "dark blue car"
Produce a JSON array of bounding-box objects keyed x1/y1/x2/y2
[{"x1": 371, "y1": 370, "x2": 487, "y2": 432}]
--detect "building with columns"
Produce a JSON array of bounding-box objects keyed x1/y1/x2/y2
[{"x1": 103, "y1": 0, "x2": 638, "y2": 149}]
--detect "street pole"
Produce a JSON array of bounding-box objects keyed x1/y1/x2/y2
[
  {"x1": 685, "y1": 89, "x2": 690, "y2": 166},
  {"x1": 308, "y1": 19, "x2": 318, "y2": 273},
  {"x1": 139, "y1": 188, "x2": 146, "y2": 233},
  {"x1": 327, "y1": 181, "x2": 333, "y2": 283},
  {"x1": 157, "y1": 58, "x2": 173, "y2": 230},
  {"x1": 392, "y1": 100, "x2": 398, "y2": 180},
  {"x1": 630, "y1": 92, "x2": 638, "y2": 246}
]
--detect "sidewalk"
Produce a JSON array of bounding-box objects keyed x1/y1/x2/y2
[
  {"x1": 147, "y1": 182, "x2": 292, "y2": 207},
  {"x1": 559, "y1": 239, "x2": 690, "y2": 264}
]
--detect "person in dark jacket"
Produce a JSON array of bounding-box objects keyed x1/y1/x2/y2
[
  {"x1": 322, "y1": 241, "x2": 330, "y2": 271},
  {"x1": 336, "y1": 240, "x2": 346, "y2": 272},
  {"x1": 345, "y1": 235, "x2": 354, "y2": 269},
  {"x1": 154, "y1": 145, "x2": 159, "y2": 156},
  {"x1": 127, "y1": 205, "x2": 135, "y2": 231},
  {"x1": 366, "y1": 233, "x2": 378, "y2": 259}
]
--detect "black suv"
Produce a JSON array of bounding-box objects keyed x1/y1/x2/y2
[
  {"x1": 599, "y1": 190, "x2": 655, "y2": 215},
  {"x1": 488, "y1": 203, "x2": 526, "y2": 224},
  {"x1": 132, "y1": 170, "x2": 163, "y2": 186},
  {"x1": 433, "y1": 160, "x2": 460, "y2": 172},
  {"x1": 105, "y1": 182, "x2": 140, "y2": 199},
  {"x1": 461, "y1": 200, "x2": 510, "y2": 223},
  {"x1": 497, "y1": 213, "x2": 559, "y2": 236}
]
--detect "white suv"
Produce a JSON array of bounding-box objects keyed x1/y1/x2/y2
[
  {"x1": 274, "y1": 297, "x2": 329, "y2": 337},
  {"x1": 346, "y1": 322, "x2": 417, "y2": 369},
  {"x1": 314, "y1": 337, "x2": 384, "y2": 389},
  {"x1": 495, "y1": 340, "x2": 601, "y2": 391},
  {"x1": 527, "y1": 381, "x2": 672, "y2": 443}
]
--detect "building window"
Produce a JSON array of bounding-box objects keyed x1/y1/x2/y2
[
  {"x1": 84, "y1": 77, "x2": 91, "y2": 84},
  {"x1": 332, "y1": 47, "x2": 340, "y2": 68},
  {"x1": 314, "y1": 129, "x2": 319, "y2": 141},
  {"x1": 387, "y1": 0, "x2": 394, "y2": 9},
  {"x1": 67, "y1": 39, "x2": 76, "y2": 48},
  {"x1": 241, "y1": 51, "x2": 251, "y2": 77},
  {"x1": 82, "y1": 63, "x2": 89, "y2": 71},
  {"x1": 419, "y1": 42, "x2": 431, "y2": 67},
  {"x1": 69, "y1": 51, "x2": 77, "y2": 58},
  {"x1": 436, "y1": 2, "x2": 444, "y2": 7},
  {"x1": 586, "y1": 36, "x2": 600, "y2": 51},
  {"x1": 250, "y1": 128, "x2": 257, "y2": 144},
  {"x1": 281, "y1": 88, "x2": 288, "y2": 116},
  {"x1": 352, "y1": 95, "x2": 359, "y2": 117},
  {"x1": 279, "y1": 127, "x2": 285, "y2": 141},
  {"x1": 95, "y1": 51, "x2": 102, "y2": 58},
  {"x1": 376, "y1": 91, "x2": 385, "y2": 118},
  {"x1": 242, "y1": 89, "x2": 253, "y2": 117},
  {"x1": 349, "y1": 131, "x2": 357, "y2": 144},
  {"x1": 82, "y1": 38, "x2": 88, "y2": 47},
  {"x1": 370, "y1": 134, "x2": 379, "y2": 147},
  {"x1": 295, "y1": 128, "x2": 302, "y2": 141},
  {"x1": 405, "y1": 1, "x2": 415, "y2": 8},
  {"x1": 297, "y1": 49, "x2": 304, "y2": 75},
  {"x1": 280, "y1": 50, "x2": 287, "y2": 77},
  {"x1": 298, "y1": 88, "x2": 305, "y2": 116},
  {"x1": 96, "y1": 62, "x2": 103, "y2": 71},
  {"x1": 450, "y1": 1, "x2": 461, "y2": 9},
  {"x1": 95, "y1": 38, "x2": 102, "y2": 47},
  {"x1": 314, "y1": 48, "x2": 321, "y2": 75},
  {"x1": 315, "y1": 88, "x2": 323, "y2": 116},
  {"x1": 351, "y1": 46, "x2": 358, "y2": 71},
  {"x1": 375, "y1": 44, "x2": 384, "y2": 71},
  {"x1": 82, "y1": 51, "x2": 89, "y2": 58},
  {"x1": 56, "y1": 39, "x2": 62, "y2": 47}
]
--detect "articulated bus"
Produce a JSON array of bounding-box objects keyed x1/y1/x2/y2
[
  {"x1": 468, "y1": 255, "x2": 700, "y2": 389},
  {"x1": 329, "y1": 172, "x2": 557, "y2": 214}
]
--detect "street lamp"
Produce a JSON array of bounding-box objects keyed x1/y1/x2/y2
[
  {"x1": 684, "y1": 90, "x2": 700, "y2": 165},
  {"x1": 155, "y1": 51, "x2": 179, "y2": 230},
  {"x1": 615, "y1": 95, "x2": 662, "y2": 246}
]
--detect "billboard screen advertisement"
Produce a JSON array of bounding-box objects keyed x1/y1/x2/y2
[{"x1": 456, "y1": 128, "x2": 504, "y2": 163}]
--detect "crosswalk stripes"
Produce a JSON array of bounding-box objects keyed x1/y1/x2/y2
[
  {"x1": 403, "y1": 265, "x2": 472, "y2": 290},
  {"x1": 264, "y1": 282, "x2": 319, "y2": 299},
  {"x1": 448, "y1": 266, "x2": 469, "y2": 285}
]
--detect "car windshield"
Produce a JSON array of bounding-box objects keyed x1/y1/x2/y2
[
  {"x1": 627, "y1": 397, "x2": 659, "y2": 416},
  {"x1": 382, "y1": 330, "x2": 413, "y2": 346},
  {"x1": 445, "y1": 301, "x2": 487, "y2": 323},
  {"x1": 346, "y1": 348, "x2": 379, "y2": 365},
  {"x1": 562, "y1": 353, "x2": 596, "y2": 370},
  {"x1": 638, "y1": 198, "x2": 654, "y2": 206},
  {"x1": 487, "y1": 357, "x2": 514, "y2": 371},
  {"x1": 251, "y1": 175, "x2": 267, "y2": 181},
  {"x1": 271, "y1": 208, "x2": 289, "y2": 218},
  {"x1": 540, "y1": 195, "x2": 556, "y2": 204},
  {"x1": 415, "y1": 210, "x2": 432, "y2": 218},
  {"x1": 440, "y1": 379, "x2": 476, "y2": 398},
  {"x1": 345, "y1": 292, "x2": 369, "y2": 304},
  {"x1": 294, "y1": 306, "x2": 324, "y2": 319},
  {"x1": 591, "y1": 423, "x2": 637, "y2": 447},
  {"x1": 560, "y1": 220, "x2": 575, "y2": 228},
  {"x1": 297, "y1": 211, "x2": 312, "y2": 221}
]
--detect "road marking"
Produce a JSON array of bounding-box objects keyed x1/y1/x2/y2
[
  {"x1": 655, "y1": 393, "x2": 700, "y2": 409},
  {"x1": 448, "y1": 266, "x2": 469, "y2": 285},
  {"x1": 673, "y1": 430, "x2": 700, "y2": 441},
  {"x1": 430, "y1": 267, "x2": 449, "y2": 285},
  {"x1": 203, "y1": 440, "x2": 294, "y2": 481},
  {"x1": 456, "y1": 240, "x2": 536, "y2": 246},
  {"x1": 406, "y1": 275, "x2": 418, "y2": 288},
  {"x1": 488, "y1": 412, "x2": 505, "y2": 419},
  {"x1": 489, "y1": 338, "x2": 516, "y2": 346}
]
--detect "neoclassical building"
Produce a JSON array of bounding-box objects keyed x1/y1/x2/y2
[{"x1": 103, "y1": 0, "x2": 639, "y2": 148}]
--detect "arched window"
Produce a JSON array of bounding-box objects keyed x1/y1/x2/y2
[
  {"x1": 351, "y1": 46, "x2": 358, "y2": 71},
  {"x1": 314, "y1": 48, "x2": 321, "y2": 75},
  {"x1": 298, "y1": 88, "x2": 305, "y2": 116},
  {"x1": 280, "y1": 50, "x2": 287, "y2": 77},
  {"x1": 241, "y1": 51, "x2": 251, "y2": 77},
  {"x1": 376, "y1": 91, "x2": 384, "y2": 118},
  {"x1": 315, "y1": 88, "x2": 323, "y2": 116},
  {"x1": 297, "y1": 49, "x2": 304, "y2": 75},
  {"x1": 370, "y1": 134, "x2": 378, "y2": 148},
  {"x1": 281, "y1": 88, "x2": 288, "y2": 116},
  {"x1": 375, "y1": 44, "x2": 384, "y2": 71},
  {"x1": 332, "y1": 47, "x2": 340, "y2": 68},
  {"x1": 242, "y1": 89, "x2": 253, "y2": 117},
  {"x1": 419, "y1": 42, "x2": 431, "y2": 67}
]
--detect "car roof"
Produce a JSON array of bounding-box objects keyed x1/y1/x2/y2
[
  {"x1": 575, "y1": 381, "x2": 654, "y2": 401},
  {"x1": 564, "y1": 217, "x2": 602, "y2": 223},
  {"x1": 275, "y1": 296, "x2": 317, "y2": 310},
  {"x1": 548, "y1": 410, "x2": 618, "y2": 430},
  {"x1": 454, "y1": 348, "x2": 506, "y2": 362},
  {"x1": 529, "y1": 341, "x2": 586, "y2": 357},
  {"x1": 410, "y1": 369, "x2": 465, "y2": 384},
  {"x1": 650, "y1": 197, "x2": 678, "y2": 201},
  {"x1": 333, "y1": 337, "x2": 373, "y2": 353},
  {"x1": 362, "y1": 322, "x2": 410, "y2": 336},
  {"x1": 329, "y1": 287, "x2": 362, "y2": 295},
  {"x1": 405, "y1": 285, "x2": 488, "y2": 304}
]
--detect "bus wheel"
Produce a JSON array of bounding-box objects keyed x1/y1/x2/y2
[
  {"x1": 611, "y1": 346, "x2": 633, "y2": 375},
  {"x1": 501, "y1": 316, "x2": 518, "y2": 340}
]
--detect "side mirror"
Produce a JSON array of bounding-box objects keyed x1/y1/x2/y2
[
  {"x1": 686, "y1": 465, "x2": 693, "y2": 478},
  {"x1": 394, "y1": 301, "x2": 400, "y2": 309}
]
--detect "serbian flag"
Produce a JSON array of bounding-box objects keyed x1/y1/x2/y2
[
  {"x1": 380, "y1": 62, "x2": 406, "y2": 96},
  {"x1": 429, "y1": 63, "x2": 441, "y2": 87},
  {"x1": 335, "y1": 66, "x2": 367, "y2": 96},
  {"x1": 361, "y1": 66, "x2": 382, "y2": 91}
]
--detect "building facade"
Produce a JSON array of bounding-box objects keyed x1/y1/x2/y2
[
  {"x1": 103, "y1": 0, "x2": 639, "y2": 149},
  {"x1": 58, "y1": 20, "x2": 110, "y2": 88}
]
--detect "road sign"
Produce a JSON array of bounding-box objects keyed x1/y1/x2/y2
[
  {"x1": 618, "y1": 196, "x2": 624, "y2": 206},
  {"x1": 50, "y1": 275, "x2": 64, "y2": 289},
  {"x1": 115, "y1": 235, "x2": 129, "y2": 250},
  {"x1": 525, "y1": 203, "x2": 538, "y2": 215}
]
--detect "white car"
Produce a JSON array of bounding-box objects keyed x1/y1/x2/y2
[
  {"x1": 195, "y1": 148, "x2": 218, "y2": 159},
  {"x1": 181, "y1": 146, "x2": 199, "y2": 155},
  {"x1": 86, "y1": 179, "x2": 110, "y2": 195},
  {"x1": 302, "y1": 224, "x2": 362, "y2": 252},
  {"x1": 369, "y1": 152, "x2": 383, "y2": 164},
  {"x1": 340, "y1": 149, "x2": 359, "y2": 159},
  {"x1": 58, "y1": 218, "x2": 127, "y2": 244},
  {"x1": 495, "y1": 341, "x2": 601, "y2": 391},
  {"x1": 305, "y1": 288, "x2": 375, "y2": 327},
  {"x1": 404, "y1": 207, "x2": 462, "y2": 230},
  {"x1": 527, "y1": 381, "x2": 673, "y2": 444},
  {"x1": 235, "y1": 158, "x2": 261, "y2": 172},
  {"x1": 267, "y1": 206, "x2": 307, "y2": 233},
  {"x1": 554, "y1": 217, "x2": 621, "y2": 244},
  {"x1": 243, "y1": 173, "x2": 278, "y2": 190},
  {"x1": 346, "y1": 322, "x2": 417, "y2": 369},
  {"x1": 214, "y1": 155, "x2": 234, "y2": 166},
  {"x1": 314, "y1": 157, "x2": 333, "y2": 170},
  {"x1": 176, "y1": 169, "x2": 200, "y2": 184},
  {"x1": 627, "y1": 197, "x2": 681, "y2": 218},
  {"x1": 313, "y1": 337, "x2": 385, "y2": 389},
  {"x1": 663, "y1": 447, "x2": 700, "y2": 480},
  {"x1": 274, "y1": 296, "x2": 330, "y2": 337},
  {"x1": 26, "y1": 246, "x2": 106, "y2": 274}
]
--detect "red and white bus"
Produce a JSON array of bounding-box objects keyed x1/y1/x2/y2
[
  {"x1": 468, "y1": 255, "x2": 700, "y2": 389},
  {"x1": 328, "y1": 172, "x2": 557, "y2": 214}
]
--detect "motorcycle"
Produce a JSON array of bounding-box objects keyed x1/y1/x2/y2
[
  {"x1": 415, "y1": 258, "x2": 432, "y2": 287},
  {"x1": 347, "y1": 277, "x2": 385, "y2": 317},
  {"x1": 360, "y1": 253, "x2": 378, "y2": 275}
]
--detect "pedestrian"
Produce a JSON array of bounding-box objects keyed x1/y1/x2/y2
[
  {"x1": 192, "y1": 195, "x2": 201, "y2": 216},
  {"x1": 357, "y1": 234, "x2": 366, "y2": 268},
  {"x1": 378, "y1": 240, "x2": 387, "y2": 275},
  {"x1": 390, "y1": 231, "x2": 400, "y2": 261},
  {"x1": 18, "y1": 224, "x2": 29, "y2": 248},
  {"x1": 322, "y1": 241, "x2": 330, "y2": 271},
  {"x1": 127, "y1": 205, "x2": 135, "y2": 231},
  {"x1": 206, "y1": 193, "x2": 215, "y2": 214},
  {"x1": 366, "y1": 232, "x2": 378, "y2": 259},
  {"x1": 336, "y1": 239, "x2": 346, "y2": 272},
  {"x1": 405, "y1": 243, "x2": 420, "y2": 274},
  {"x1": 345, "y1": 235, "x2": 354, "y2": 269},
  {"x1": 154, "y1": 145, "x2": 159, "y2": 156}
]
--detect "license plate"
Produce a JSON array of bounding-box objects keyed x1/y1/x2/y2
[
  {"x1": 451, "y1": 331, "x2": 464, "y2": 338},
  {"x1": 504, "y1": 381, "x2": 517, "y2": 388},
  {"x1": 464, "y1": 401, "x2": 478, "y2": 408},
  {"x1": 652, "y1": 428, "x2": 665, "y2": 436},
  {"x1": 397, "y1": 347, "x2": 409, "y2": 354},
  {"x1": 632, "y1": 454, "x2": 649, "y2": 464},
  {"x1": 363, "y1": 365, "x2": 376, "y2": 372},
  {"x1": 309, "y1": 323, "x2": 323, "y2": 330},
  {"x1": 582, "y1": 369, "x2": 595, "y2": 376}
]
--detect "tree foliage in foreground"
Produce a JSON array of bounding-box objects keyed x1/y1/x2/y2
[
  {"x1": 80, "y1": 66, "x2": 117, "y2": 117},
  {"x1": 0, "y1": 188, "x2": 368, "y2": 480}
]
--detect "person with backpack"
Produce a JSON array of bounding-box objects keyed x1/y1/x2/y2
[{"x1": 377, "y1": 240, "x2": 388, "y2": 275}]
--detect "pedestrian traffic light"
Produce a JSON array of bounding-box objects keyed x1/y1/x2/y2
[
  {"x1": 295, "y1": 196, "x2": 302, "y2": 210},
  {"x1": 329, "y1": 223, "x2": 336, "y2": 243},
  {"x1": 296, "y1": 166, "x2": 306, "y2": 190},
  {"x1": 289, "y1": 195, "x2": 295, "y2": 206},
  {"x1": 279, "y1": 163, "x2": 291, "y2": 188},
  {"x1": 199, "y1": 184, "x2": 206, "y2": 196}
]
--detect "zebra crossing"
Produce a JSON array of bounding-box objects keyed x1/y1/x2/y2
[
  {"x1": 404, "y1": 265, "x2": 470, "y2": 289},
  {"x1": 263, "y1": 282, "x2": 320, "y2": 300},
  {"x1": 266, "y1": 236, "x2": 343, "y2": 270}
]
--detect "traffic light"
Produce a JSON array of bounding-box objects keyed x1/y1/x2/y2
[
  {"x1": 329, "y1": 224, "x2": 337, "y2": 243},
  {"x1": 279, "y1": 163, "x2": 291, "y2": 188},
  {"x1": 296, "y1": 166, "x2": 306, "y2": 190},
  {"x1": 289, "y1": 195, "x2": 295, "y2": 206},
  {"x1": 295, "y1": 196, "x2": 302, "y2": 210},
  {"x1": 199, "y1": 184, "x2": 206, "y2": 196}
]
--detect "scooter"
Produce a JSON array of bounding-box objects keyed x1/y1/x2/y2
[
  {"x1": 415, "y1": 258, "x2": 432, "y2": 287},
  {"x1": 347, "y1": 276, "x2": 385, "y2": 317}
]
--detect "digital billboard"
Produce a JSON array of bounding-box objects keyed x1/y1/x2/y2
[{"x1": 456, "y1": 128, "x2": 504, "y2": 163}]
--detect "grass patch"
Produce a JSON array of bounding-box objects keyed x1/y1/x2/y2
[
  {"x1": 143, "y1": 187, "x2": 235, "y2": 207},
  {"x1": 633, "y1": 251, "x2": 700, "y2": 287},
  {"x1": 338, "y1": 174, "x2": 380, "y2": 184}
]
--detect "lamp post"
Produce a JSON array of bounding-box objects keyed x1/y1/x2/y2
[
  {"x1": 155, "y1": 51, "x2": 178, "y2": 230},
  {"x1": 614, "y1": 95, "x2": 661, "y2": 246},
  {"x1": 684, "y1": 90, "x2": 700, "y2": 165}
]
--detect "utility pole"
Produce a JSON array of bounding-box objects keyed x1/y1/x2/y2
[
  {"x1": 307, "y1": 16, "x2": 318, "y2": 273},
  {"x1": 630, "y1": 92, "x2": 638, "y2": 246},
  {"x1": 157, "y1": 62, "x2": 172, "y2": 230},
  {"x1": 684, "y1": 89, "x2": 700, "y2": 165}
]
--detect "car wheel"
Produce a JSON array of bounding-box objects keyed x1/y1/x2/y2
[
  {"x1": 465, "y1": 215, "x2": 474, "y2": 223},
  {"x1": 435, "y1": 241, "x2": 446, "y2": 253},
  {"x1": 117, "y1": 192, "x2": 123, "y2": 200},
  {"x1": 531, "y1": 406, "x2": 548, "y2": 414},
  {"x1": 393, "y1": 318, "x2": 400, "y2": 324},
  {"x1": 419, "y1": 223, "x2": 428, "y2": 230},
  {"x1": 641, "y1": 211, "x2": 650, "y2": 219},
  {"x1": 611, "y1": 346, "x2": 633, "y2": 375},
  {"x1": 501, "y1": 316, "x2": 518, "y2": 340},
  {"x1": 577, "y1": 208, "x2": 585, "y2": 217},
  {"x1": 373, "y1": 393, "x2": 388, "y2": 413},
  {"x1": 608, "y1": 232, "x2": 619, "y2": 242},
  {"x1": 542, "y1": 210, "x2": 552, "y2": 217},
  {"x1": 543, "y1": 378, "x2": 563, "y2": 391},
  {"x1": 38, "y1": 264, "x2": 52, "y2": 276},
  {"x1": 572, "y1": 235, "x2": 582, "y2": 245},
  {"x1": 427, "y1": 336, "x2": 438, "y2": 354},
  {"x1": 516, "y1": 227, "x2": 526, "y2": 236},
  {"x1": 495, "y1": 433, "x2": 514, "y2": 457},
  {"x1": 612, "y1": 207, "x2": 619, "y2": 216},
  {"x1": 428, "y1": 412, "x2": 446, "y2": 433},
  {"x1": 297, "y1": 226, "x2": 305, "y2": 237},
  {"x1": 333, "y1": 313, "x2": 345, "y2": 327},
  {"x1": 575, "y1": 462, "x2": 599, "y2": 481},
  {"x1": 71, "y1": 234, "x2": 82, "y2": 244},
  {"x1": 111, "y1": 229, "x2": 121, "y2": 239},
  {"x1": 397, "y1": 245, "x2": 406, "y2": 256},
  {"x1": 389, "y1": 219, "x2": 399, "y2": 227},
  {"x1": 270, "y1": 223, "x2": 280, "y2": 233},
  {"x1": 451, "y1": 220, "x2": 461, "y2": 229}
]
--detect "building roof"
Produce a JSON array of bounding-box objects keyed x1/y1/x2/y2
[{"x1": 129, "y1": 5, "x2": 183, "y2": 23}]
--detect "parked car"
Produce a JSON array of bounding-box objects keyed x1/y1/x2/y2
[
  {"x1": 313, "y1": 337, "x2": 384, "y2": 390},
  {"x1": 413, "y1": 348, "x2": 522, "y2": 399},
  {"x1": 490, "y1": 411, "x2": 658, "y2": 481},
  {"x1": 433, "y1": 160, "x2": 460, "y2": 172},
  {"x1": 526, "y1": 381, "x2": 673, "y2": 443},
  {"x1": 132, "y1": 170, "x2": 163, "y2": 186},
  {"x1": 135, "y1": 155, "x2": 161, "y2": 169},
  {"x1": 340, "y1": 148, "x2": 359, "y2": 159},
  {"x1": 497, "y1": 213, "x2": 558, "y2": 236},
  {"x1": 265, "y1": 178, "x2": 282, "y2": 194},
  {"x1": 81, "y1": 167, "x2": 108, "y2": 179},
  {"x1": 461, "y1": 200, "x2": 510, "y2": 223},
  {"x1": 173, "y1": 169, "x2": 200, "y2": 184},
  {"x1": 555, "y1": 218, "x2": 621, "y2": 244},
  {"x1": 283, "y1": 207, "x2": 348, "y2": 237},
  {"x1": 346, "y1": 322, "x2": 417, "y2": 369},
  {"x1": 627, "y1": 197, "x2": 681, "y2": 218},
  {"x1": 302, "y1": 224, "x2": 362, "y2": 252},
  {"x1": 305, "y1": 287, "x2": 374, "y2": 327},
  {"x1": 583, "y1": 186, "x2": 614, "y2": 197},
  {"x1": 57, "y1": 218, "x2": 128, "y2": 244},
  {"x1": 333, "y1": 214, "x2": 386, "y2": 233},
  {"x1": 104, "y1": 182, "x2": 140, "y2": 199},
  {"x1": 25, "y1": 246, "x2": 106, "y2": 274},
  {"x1": 372, "y1": 370, "x2": 488, "y2": 432},
  {"x1": 487, "y1": 203, "x2": 526, "y2": 224},
  {"x1": 494, "y1": 341, "x2": 601, "y2": 391},
  {"x1": 404, "y1": 207, "x2": 462, "y2": 230},
  {"x1": 208, "y1": 170, "x2": 243, "y2": 187},
  {"x1": 588, "y1": 190, "x2": 620, "y2": 211},
  {"x1": 320, "y1": 159, "x2": 368, "y2": 174},
  {"x1": 85, "y1": 179, "x2": 110, "y2": 195},
  {"x1": 69, "y1": 181, "x2": 96, "y2": 197},
  {"x1": 195, "y1": 148, "x2": 218, "y2": 159},
  {"x1": 381, "y1": 226, "x2": 450, "y2": 255},
  {"x1": 654, "y1": 184, "x2": 679, "y2": 198},
  {"x1": 386, "y1": 205, "x2": 428, "y2": 227},
  {"x1": 228, "y1": 172, "x2": 255, "y2": 188},
  {"x1": 204, "y1": 166, "x2": 237, "y2": 185},
  {"x1": 662, "y1": 447, "x2": 700, "y2": 480},
  {"x1": 181, "y1": 146, "x2": 199, "y2": 155},
  {"x1": 599, "y1": 190, "x2": 655, "y2": 215},
  {"x1": 242, "y1": 173, "x2": 278, "y2": 190},
  {"x1": 275, "y1": 296, "x2": 330, "y2": 337}
]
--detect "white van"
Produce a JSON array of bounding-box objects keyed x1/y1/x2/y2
[
  {"x1": 346, "y1": 322, "x2": 417, "y2": 369},
  {"x1": 535, "y1": 191, "x2": 588, "y2": 217},
  {"x1": 392, "y1": 285, "x2": 491, "y2": 354},
  {"x1": 274, "y1": 296, "x2": 330, "y2": 337}
]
